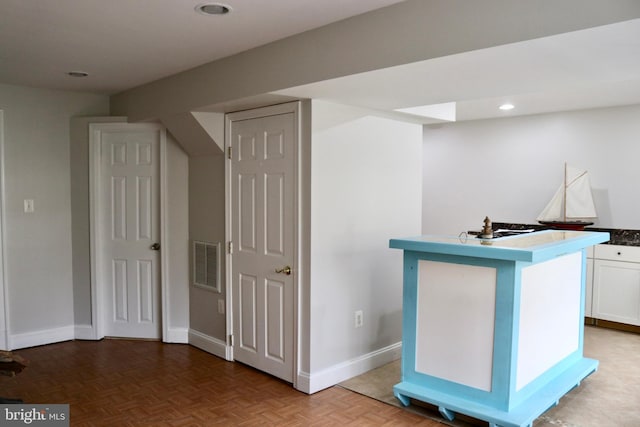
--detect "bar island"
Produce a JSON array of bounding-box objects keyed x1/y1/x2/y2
[{"x1": 389, "y1": 230, "x2": 609, "y2": 427}]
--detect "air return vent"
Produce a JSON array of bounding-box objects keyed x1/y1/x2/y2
[{"x1": 193, "y1": 241, "x2": 221, "y2": 292}]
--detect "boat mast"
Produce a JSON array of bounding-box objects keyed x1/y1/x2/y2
[{"x1": 563, "y1": 162, "x2": 567, "y2": 222}]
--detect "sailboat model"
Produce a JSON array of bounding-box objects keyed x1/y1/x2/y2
[{"x1": 537, "y1": 163, "x2": 597, "y2": 230}]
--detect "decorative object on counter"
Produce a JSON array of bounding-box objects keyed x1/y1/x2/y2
[
  {"x1": 479, "y1": 216, "x2": 494, "y2": 239},
  {"x1": 537, "y1": 163, "x2": 596, "y2": 230}
]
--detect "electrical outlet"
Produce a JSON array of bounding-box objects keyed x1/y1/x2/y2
[
  {"x1": 354, "y1": 310, "x2": 364, "y2": 328},
  {"x1": 218, "y1": 299, "x2": 225, "y2": 314}
]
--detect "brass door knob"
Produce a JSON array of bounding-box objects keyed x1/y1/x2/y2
[{"x1": 275, "y1": 266, "x2": 292, "y2": 275}]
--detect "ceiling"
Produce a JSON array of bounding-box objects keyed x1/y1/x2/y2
[
  {"x1": 1, "y1": 1, "x2": 639, "y2": 123},
  {"x1": 274, "y1": 18, "x2": 640, "y2": 123},
  {"x1": 0, "y1": 0, "x2": 403, "y2": 94}
]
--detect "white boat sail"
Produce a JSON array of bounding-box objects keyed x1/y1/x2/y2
[{"x1": 537, "y1": 163, "x2": 597, "y2": 226}]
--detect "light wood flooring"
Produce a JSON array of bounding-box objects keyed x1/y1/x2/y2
[{"x1": 1, "y1": 339, "x2": 443, "y2": 426}]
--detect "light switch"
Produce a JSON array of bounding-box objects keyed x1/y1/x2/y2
[{"x1": 24, "y1": 199, "x2": 34, "y2": 213}]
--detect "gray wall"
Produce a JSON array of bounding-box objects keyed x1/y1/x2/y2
[
  {"x1": 422, "y1": 104, "x2": 640, "y2": 234},
  {"x1": 307, "y1": 101, "x2": 422, "y2": 389},
  {"x1": 70, "y1": 116, "x2": 126, "y2": 327},
  {"x1": 165, "y1": 134, "x2": 190, "y2": 336},
  {"x1": 0, "y1": 83, "x2": 190, "y2": 348},
  {"x1": 188, "y1": 155, "x2": 226, "y2": 340},
  {"x1": 0, "y1": 83, "x2": 109, "y2": 343},
  {"x1": 0, "y1": 109, "x2": 6, "y2": 347}
]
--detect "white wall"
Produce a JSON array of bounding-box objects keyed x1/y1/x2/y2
[
  {"x1": 308, "y1": 101, "x2": 422, "y2": 390},
  {"x1": 0, "y1": 83, "x2": 109, "y2": 349},
  {"x1": 422, "y1": 104, "x2": 640, "y2": 234}
]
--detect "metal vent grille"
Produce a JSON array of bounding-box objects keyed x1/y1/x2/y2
[{"x1": 193, "y1": 241, "x2": 221, "y2": 292}]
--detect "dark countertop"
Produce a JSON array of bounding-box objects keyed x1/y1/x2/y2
[{"x1": 487, "y1": 223, "x2": 640, "y2": 247}]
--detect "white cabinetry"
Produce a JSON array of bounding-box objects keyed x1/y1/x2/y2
[{"x1": 592, "y1": 245, "x2": 640, "y2": 326}]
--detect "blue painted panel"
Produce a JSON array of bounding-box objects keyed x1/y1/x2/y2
[
  {"x1": 394, "y1": 357, "x2": 596, "y2": 427},
  {"x1": 492, "y1": 261, "x2": 520, "y2": 411}
]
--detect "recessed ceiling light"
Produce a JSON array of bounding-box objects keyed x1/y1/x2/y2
[
  {"x1": 196, "y1": 3, "x2": 231, "y2": 15},
  {"x1": 67, "y1": 71, "x2": 89, "y2": 78},
  {"x1": 499, "y1": 103, "x2": 515, "y2": 111}
]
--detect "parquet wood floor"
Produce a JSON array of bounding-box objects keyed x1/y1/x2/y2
[{"x1": 1, "y1": 340, "x2": 443, "y2": 426}]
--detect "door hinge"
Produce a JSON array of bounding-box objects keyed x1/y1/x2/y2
[
  {"x1": 227, "y1": 146, "x2": 232, "y2": 159},
  {"x1": 228, "y1": 241, "x2": 233, "y2": 254},
  {"x1": 229, "y1": 334, "x2": 234, "y2": 346}
]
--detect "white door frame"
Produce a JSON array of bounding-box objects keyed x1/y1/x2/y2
[
  {"x1": 225, "y1": 102, "x2": 301, "y2": 388},
  {"x1": 89, "y1": 122, "x2": 169, "y2": 341},
  {"x1": 0, "y1": 110, "x2": 8, "y2": 350}
]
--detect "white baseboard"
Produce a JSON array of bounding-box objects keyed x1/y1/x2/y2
[
  {"x1": 10, "y1": 325, "x2": 75, "y2": 350},
  {"x1": 20, "y1": 323, "x2": 189, "y2": 348},
  {"x1": 165, "y1": 327, "x2": 188, "y2": 343},
  {"x1": 73, "y1": 325, "x2": 189, "y2": 343},
  {"x1": 0, "y1": 330, "x2": 7, "y2": 351},
  {"x1": 300, "y1": 342, "x2": 402, "y2": 394},
  {"x1": 74, "y1": 324, "x2": 97, "y2": 340},
  {"x1": 295, "y1": 371, "x2": 311, "y2": 394},
  {"x1": 188, "y1": 329, "x2": 232, "y2": 361}
]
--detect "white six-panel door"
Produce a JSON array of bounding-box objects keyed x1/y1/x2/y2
[
  {"x1": 92, "y1": 124, "x2": 163, "y2": 339},
  {"x1": 229, "y1": 110, "x2": 296, "y2": 383}
]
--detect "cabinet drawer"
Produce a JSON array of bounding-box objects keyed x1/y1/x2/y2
[{"x1": 594, "y1": 244, "x2": 640, "y2": 263}]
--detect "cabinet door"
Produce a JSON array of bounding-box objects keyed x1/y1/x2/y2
[{"x1": 592, "y1": 259, "x2": 640, "y2": 326}]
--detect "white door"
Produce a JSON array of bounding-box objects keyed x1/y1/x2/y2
[
  {"x1": 229, "y1": 108, "x2": 296, "y2": 383},
  {"x1": 92, "y1": 123, "x2": 164, "y2": 339}
]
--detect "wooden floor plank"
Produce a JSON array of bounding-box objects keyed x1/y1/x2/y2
[{"x1": 1, "y1": 340, "x2": 443, "y2": 426}]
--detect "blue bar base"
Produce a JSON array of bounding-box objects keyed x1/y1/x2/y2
[{"x1": 394, "y1": 357, "x2": 598, "y2": 427}]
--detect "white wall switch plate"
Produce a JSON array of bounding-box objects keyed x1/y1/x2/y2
[{"x1": 355, "y1": 310, "x2": 364, "y2": 328}]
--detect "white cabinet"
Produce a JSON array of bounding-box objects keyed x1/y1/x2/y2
[{"x1": 592, "y1": 245, "x2": 640, "y2": 326}]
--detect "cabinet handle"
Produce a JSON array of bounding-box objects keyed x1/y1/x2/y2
[{"x1": 617, "y1": 251, "x2": 622, "y2": 255}]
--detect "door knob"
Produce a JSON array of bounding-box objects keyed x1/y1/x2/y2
[
  {"x1": 150, "y1": 243, "x2": 161, "y2": 251},
  {"x1": 275, "y1": 266, "x2": 292, "y2": 275}
]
